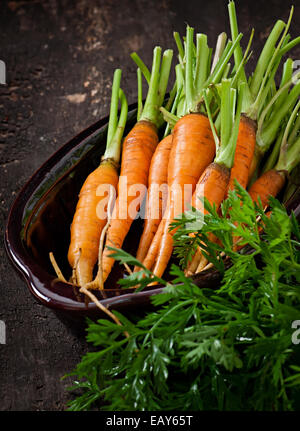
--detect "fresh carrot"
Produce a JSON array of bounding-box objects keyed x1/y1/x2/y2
[
  {"x1": 144, "y1": 113, "x2": 216, "y2": 275},
  {"x1": 132, "y1": 63, "x2": 184, "y2": 271},
  {"x1": 185, "y1": 163, "x2": 230, "y2": 275},
  {"x1": 67, "y1": 69, "x2": 128, "y2": 287},
  {"x1": 101, "y1": 47, "x2": 173, "y2": 284},
  {"x1": 249, "y1": 100, "x2": 300, "y2": 207},
  {"x1": 185, "y1": 78, "x2": 244, "y2": 276},
  {"x1": 101, "y1": 120, "x2": 159, "y2": 282},
  {"x1": 134, "y1": 133, "x2": 172, "y2": 268},
  {"x1": 68, "y1": 160, "x2": 119, "y2": 286},
  {"x1": 142, "y1": 216, "x2": 167, "y2": 271},
  {"x1": 227, "y1": 114, "x2": 257, "y2": 192}
]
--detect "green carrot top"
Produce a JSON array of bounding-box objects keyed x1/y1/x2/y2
[
  {"x1": 204, "y1": 78, "x2": 244, "y2": 170},
  {"x1": 158, "y1": 24, "x2": 243, "y2": 131},
  {"x1": 131, "y1": 46, "x2": 173, "y2": 128},
  {"x1": 274, "y1": 99, "x2": 300, "y2": 174},
  {"x1": 103, "y1": 68, "x2": 128, "y2": 164}
]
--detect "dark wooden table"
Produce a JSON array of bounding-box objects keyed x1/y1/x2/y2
[{"x1": 1, "y1": 0, "x2": 299, "y2": 411}]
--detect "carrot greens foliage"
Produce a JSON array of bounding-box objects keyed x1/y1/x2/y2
[{"x1": 65, "y1": 185, "x2": 300, "y2": 411}]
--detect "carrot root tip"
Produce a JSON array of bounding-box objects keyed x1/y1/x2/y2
[{"x1": 49, "y1": 252, "x2": 68, "y2": 284}]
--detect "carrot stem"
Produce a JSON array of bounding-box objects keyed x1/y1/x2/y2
[
  {"x1": 164, "y1": 81, "x2": 177, "y2": 111},
  {"x1": 249, "y1": 8, "x2": 294, "y2": 119},
  {"x1": 222, "y1": 63, "x2": 231, "y2": 80},
  {"x1": 259, "y1": 60, "x2": 293, "y2": 160},
  {"x1": 255, "y1": 55, "x2": 282, "y2": 118},
  {"x1": 137, "y1": 68, "x2": 143, "y2": 122},
  {"x1": 275, "y1": 100, "x2": 300, "y2": 173},
  {"x1": 163, "y1": 92, "x2": 182, "y2": 137},
  {"x1": 158, "y1": 49, "x2": 173, "y2": 107},
  {"x1": 272, "y1": 58, "x2": 294, "y2": 113},
  {"x1": 173, "y1": 31, "x2": 185, "y2": 64},
  {"x1": 203, "y1": 91, "x2": 220, "y2": 149},
  {"x1": 257, "y1": 73, "x2": 300, "y2": 153},
  {"x1": 249, "y1": 19, "x2": 286, "y2": 97},
  {"x1": 280, "y1": 137, "x2": 300, "y2": 174},
  {"x1": 164, "y1": 65, "x2": 183, "y2": 137},
  {"x1": 230, "y1": 28, "x2": 254, "y2": 93},
  {"x1": 228, "y1": 0, "x2": 252, "y2": 110},
  {"x1": 139, "y1": 46, "x2": 173, "y2": 127},
  {"x1": 205, "y1": 34, "x2": 243, "y2": 88},
  {"x1": 189, "y1": 34, "x2": 242, "y2": 114},
  {"x1": 214, "y1": 80, "x2": 244, "y2": 169},
  {"x1": 104, "y1": 89, "x2": 128, "y2": 163},
  {"x1": 194, "y1": 33, "x2": 210, "y2": 94},
  {"x1": 103, "y1": 70, "x2": 128, "y2": 163},
  {"x1": 130, "y1": 52, "x2": 151, "y2": 84},
  {"x1": 175, "y1": 64, "x2": 186, "y2": 118},
  {"x1": 220, "y1": 79, "x2": 232, "y2": 147},
  {"x1": 228, "y1": 1, "x2": 246, "y2": 76},
  {"x1": 262, "y1": 126, "x2": 285, "y2": 173},
  {"x1": 160, "y1": 107, "x2": 179, "y2": 127},
  {"x1": 287, "y1": 104, "x2": 300, "y2": 145},
  {"x1": 281, "y1": 99, "x2": 300, "y2": 147},
  {"x1": 138, "y1": 47, "x2": 162, "y2": 125},
  {"x1": 279, "y1": 36, "x2": 300, "y2": 56},
  {"x1": 211, "y1": 32, "x2": 227, "y2": 73},
  {"x1": 185, "y1": 26, "x2": 196, "y2": 112},
  {"x1": 106, "y1": 69, "x2": 122, "y2": 149}
]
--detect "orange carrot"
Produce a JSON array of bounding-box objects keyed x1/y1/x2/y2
[
  {"x1": 67, "y1": 70, "x2": 127, "y2": 287},
  {"x1": 185, "y1": 163, "x2": 230, "y2": 275},
  {"x1": 230, "y1": 171, "x2": 286, "y2": 255},
  {"x1": 68, "y1": 160, "x2": 119, "y2": 286},
  {"x1": 101, "y1": 121, "x2": 159, "y2": 282},
  {"x1": 192, "y1": 163, "x2": 231, "y2": 210},
  {"x1": 188, "y1": 115, "x2": 256, "y2": 275},
  {"x1": 248, "y1": 169, "x2": 286, "y2": 207},
  {"x1": 143, "y1": 113, "x2": 215, "y2": 275},
  {"x1": 227, "y1": 114, "x2": 257, "y2": 192},
  {"x1": 142, "y1": 217, "x2": 167, "y2": 271},
  {"x1": 134, "y1": 134, "x2": 173, "y2": 269},
  {"x1": 155, "y1": 163, "x2": 229, "y2": 279},
  {"x1": 101, "y1": 47, "x2": 173, "y2": 283}
]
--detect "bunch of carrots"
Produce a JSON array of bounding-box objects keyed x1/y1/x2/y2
[{"x1": 50, "y1": 1, "x2": 300, "y2": 291}]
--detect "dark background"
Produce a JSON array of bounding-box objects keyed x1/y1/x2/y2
[{"x1": 0, "y1": 0, "x2": 299, "y2": 411}]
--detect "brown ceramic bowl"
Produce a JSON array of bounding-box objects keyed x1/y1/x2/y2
[{"x1": 4, "y1": 103, "x2": 300, "y2": 321}]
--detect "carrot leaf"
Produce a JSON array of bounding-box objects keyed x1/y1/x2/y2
[{"x1": 65, "y1": 186, "x2": 300, "y2": 412}]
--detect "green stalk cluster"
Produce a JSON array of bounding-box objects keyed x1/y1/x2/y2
[
  {"x1": 138, "y1": 47, "x2": 173, "y2": 127},
  {"x1": 275, "y1": 100, "x2": 300, "y2": 173}
]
